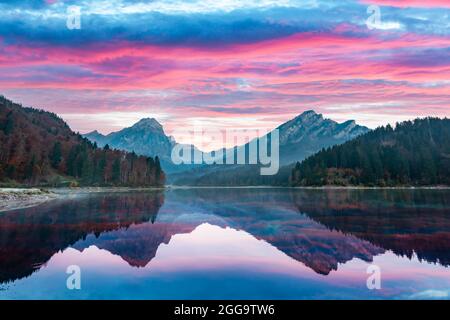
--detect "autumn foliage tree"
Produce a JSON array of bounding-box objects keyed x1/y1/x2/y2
[{"x1": 0, "y1": 95, "x2": 165, "y2": 187}]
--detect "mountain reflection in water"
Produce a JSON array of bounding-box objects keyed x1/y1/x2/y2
[{"x1": 0, "y1": 188, "x2": 449, "y2": 299}]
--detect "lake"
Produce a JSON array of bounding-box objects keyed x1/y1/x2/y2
[{"x1": 0, "y1": 188, "x2": 449, "y2": 300}]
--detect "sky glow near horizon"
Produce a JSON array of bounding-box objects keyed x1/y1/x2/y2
[{"x1": 0, "y1": 0, "x2": 449, "y2": 138}]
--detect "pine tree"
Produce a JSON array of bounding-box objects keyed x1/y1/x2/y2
[
  {"x1": 155, "y1": 156, "x2": 162, "y2": 180},
  {"x1": 112, "y1": 158, "x2": 121, "y2": 184},
  {"x1": 97, "y1": 153, "x2": 107, "y2": 184},
  {"x1": 50, "y1": 141, "x2": 62, "y2": 169},
  {"x1": 25, "y1": 155, "x2": 36, "y2": 180},
  {"x1": 3, "y1": 112, "x2": 14, "y2": 135},
  {"x1": 291, "y1": 118, "x2": 450, "y2": 186}
]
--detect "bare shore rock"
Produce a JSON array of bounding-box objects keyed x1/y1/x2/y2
[{"x1": 0, "y1": 188, "x2": 58, "y2": 212}]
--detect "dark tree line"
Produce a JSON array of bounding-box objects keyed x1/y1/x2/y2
[
  {"x1": 291, "y1": 118, "x2": 450, "y2": 187},
  {"x1": 0, "y1": 95, "x2": 164, "y2": 187}
]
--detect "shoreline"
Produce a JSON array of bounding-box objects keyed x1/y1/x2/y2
[
  {"x1": 167, "y1": 185, "x2": 450, "y2": 190},
  {"x1": 0, "y1": 187, "x2": 165, "y2": 212},
  {"x1": 49, "y1": 186, "x2": 166, "y2": 194},
  {"x1": 0, "y1": 188, "x2": 60, "y2": 212},
  {"x1": 2, "y1": 185, "x2": 449, "y2": 212},
  {"x1": 0, "y1": 187, "x2": 166, "y2": 212}
]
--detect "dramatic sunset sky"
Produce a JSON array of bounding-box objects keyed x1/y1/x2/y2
[{"x1": 0, "y1": 0, "x2": 449, "y2": 140}]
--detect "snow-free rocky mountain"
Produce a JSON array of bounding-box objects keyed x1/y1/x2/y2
[
  {"x1": 84, "y1": 118, "x2": 189, "y2": 173},
  {"x1": 276, "y1": 110, "x2": 369, "y2": 165},
  {"x1": 84, "y1": 110, "x2": 369, "y2": 185},
  {"x1": 85, "y1": 118, "x2": 172, "y2": 158}
]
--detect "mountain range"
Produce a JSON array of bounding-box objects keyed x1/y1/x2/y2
[{"x1": 85, "y1": 110, "x2": 369, "y2": 185}]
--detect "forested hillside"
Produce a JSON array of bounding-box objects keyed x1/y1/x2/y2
[
  {"x1": 0, "y1": 96, "x2": 164, "y2": 187},
  {"x1": 291, "y1": 118, "x2": 450, "y2": 187}
]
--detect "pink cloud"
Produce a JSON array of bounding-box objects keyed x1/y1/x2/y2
[
  {"x1": 360, "y1": 0, "x2": 450, "y2": 8},
  {"x1": 1, "y1": 27, "x2": 450, "y2": 133}
]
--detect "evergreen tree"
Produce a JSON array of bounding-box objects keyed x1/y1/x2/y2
[
  {"x1": 112, "y1": 158, "x2": 121, "y2": 183},
  {"x1": 50, "y1": 141, "x2": 62, "y2": 169},
  {"x1": 291, "y1": 118, "x2": 450, "y2": 187},
  {"x1": 97, "y1": 153, "x2": 107, "y2": 183},
  {"x1": 155, "y1": 156, "x2": 162, "y2": 180},
  {"x1": 3, "y1": 112, "x2": 14, "y2": 135},
  {"x1": 25, "y1": 155, "x2": 36, "y2": 180}
]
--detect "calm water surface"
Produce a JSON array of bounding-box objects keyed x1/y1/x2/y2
[{"x1": 0, "y1": 188, "x2": 449, "y2": 300}]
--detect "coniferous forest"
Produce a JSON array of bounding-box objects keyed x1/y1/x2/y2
[
  {"x1": 0, "y1": 96, "x2": 165, "y2": 187},
  {"x1": 291, "y1": 118, "x2": 450, "y2": 187}
]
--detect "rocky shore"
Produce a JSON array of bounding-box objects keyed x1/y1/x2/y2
[{"x1": 0, "y1": 188, "x2": 58, "y2": 212}]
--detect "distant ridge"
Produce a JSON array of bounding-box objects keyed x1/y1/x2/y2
[
  {"x1": 83, "y1": 109, "x2": 369, "y2": 185},
  {"x1": 171, "y1": 110, "x2": 370, "y2": 186}
]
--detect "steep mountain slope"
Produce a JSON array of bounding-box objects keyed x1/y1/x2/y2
[
  {"x1": 0, "y1": 95, "x2": 164, "y2": 187},
  {"x1": 291, "y1": 118, "x2": 450, "y2": 186},
  {"x1": 84, "y1": 110, "x2": 368, "y2": 185},
  {"x1": 85, "y1": 118, "x2": 173, "y2": 158},
  {"x1": 84, "y1": 118, "x2": 198, "y2": 174},
  {"x1": 277, "y1": 110, "x2": 369, "y2": 165},
  {"x1": 172, "y1": 110, "x2": 369, "y2": 186}
]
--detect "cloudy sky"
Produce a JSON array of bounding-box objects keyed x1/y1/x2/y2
[{"x1": 0, "y1": 0, "x2": 449, "y2": 139}]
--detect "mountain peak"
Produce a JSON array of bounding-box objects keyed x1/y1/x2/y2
[
  {"x1": 278, "y1": 109, "x2": 369, "y2": 149},
  {"x1": 291, "y1": 110, "x2": 323, "y2": 124},
  {"x1": 297, "y1": 110, "x2": 323, "y2": 119},
  {"x1": 85, "y1": 130, "x2": 105, "y2": 138},
  {"x1": 132, "y1": 118, "x2": 163, "y2": 130},
  {"x1": 301, "y1": 110, "x2": 319, "y2": 116}
]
